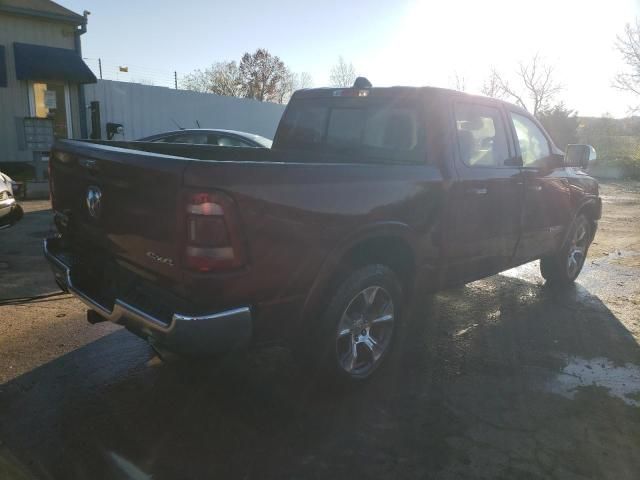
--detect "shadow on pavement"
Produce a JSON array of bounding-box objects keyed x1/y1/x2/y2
[
  {"x1": 0, "y1": 206, "x2": 57, "y2": 300},
  {"x1": 1, "y1": 274, "x2": 639, "y2": 480}
]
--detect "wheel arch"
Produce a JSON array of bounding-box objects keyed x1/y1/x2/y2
[
  {"x1": 573, "y1": 198, "x2": 601, "y2": 243},
  {"x1": 300, "y1": 222, "x2": 418, "y2": 325}
]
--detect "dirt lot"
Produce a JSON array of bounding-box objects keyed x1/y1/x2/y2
[{"x1": 1, "y1": 182, "x2": 639, "y2": 480}]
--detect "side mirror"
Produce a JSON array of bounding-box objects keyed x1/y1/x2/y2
[{"x1": 564, "y1": 144, "x2": 596, "y2": 170}]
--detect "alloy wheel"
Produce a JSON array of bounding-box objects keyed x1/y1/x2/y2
[
  {"x1": 335, "y1": 285, "x2": 394, "y2": 377},
  {"x1": 567, "y1": 219, "x2": 589, "y2": 278}
]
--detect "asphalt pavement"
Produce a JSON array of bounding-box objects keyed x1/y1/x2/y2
[{"x1": 1, "y1": 184, "x2": 639, "y2": 480}]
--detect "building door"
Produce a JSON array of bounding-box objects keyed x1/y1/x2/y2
[{"x1": 28, "y1": 81, "x2": 72, "y2": 139}]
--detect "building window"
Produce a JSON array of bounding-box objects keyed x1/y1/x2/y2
[
  {"x1": 0, "y1": 45, "x2": 7, "y2": 88},
  {"x1": 28, "y1": 81, "x2": 72, "y2": 139}
]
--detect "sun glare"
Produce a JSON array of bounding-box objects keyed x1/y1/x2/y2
[{"x1": 361, "y1": 0, "x2": 637, "y2": 115}]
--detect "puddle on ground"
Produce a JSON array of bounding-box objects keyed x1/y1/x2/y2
[{"x1": 547, "y1": 357, "x2": 640, "y2": 407}]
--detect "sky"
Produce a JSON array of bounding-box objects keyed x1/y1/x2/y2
[{"x1": 60, "y1": 0, "x2": 640, "y2": 117}]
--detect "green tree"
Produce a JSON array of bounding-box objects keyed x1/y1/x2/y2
[{"x1": 537, "y1": 103, "x2": 579, "y2": 150}]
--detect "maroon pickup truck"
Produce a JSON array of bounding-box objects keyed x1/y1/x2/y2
[{"x1": 45, "y1": 80, "x2": 601, "y2": 382}]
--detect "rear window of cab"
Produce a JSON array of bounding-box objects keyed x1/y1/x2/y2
[{"x1": 276, "y1": 98, "x2": 426, "y2": 164}]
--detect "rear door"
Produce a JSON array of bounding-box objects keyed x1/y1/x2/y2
[
  {"x1": 508, "y1": 111, "x2": 570, "y2": 261},
  {"x1": 444, "y1": 100, "x2": 524, "y2": 281}
]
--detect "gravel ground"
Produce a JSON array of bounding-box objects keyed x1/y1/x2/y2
[{"x1": 0, "y1": 182, "x2": 639, "y2": 480}]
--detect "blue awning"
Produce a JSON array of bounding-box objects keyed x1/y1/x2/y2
[{"x1": 13, "y1": 42, "x2": 97, "y2": 84}]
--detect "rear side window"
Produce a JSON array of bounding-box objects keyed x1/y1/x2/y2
[
  {"x1": 362, "y1": 107, "x2": 419, "y2": 152},
  {"x1": 276, "y1": 99, "x2": 424, "y2": 163},
  {"x1": 454, "y1": 103, "x2": 510, "y2": 168}
]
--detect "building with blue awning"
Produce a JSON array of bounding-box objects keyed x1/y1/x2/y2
[{"x1": 0, "y1": 0, "x2": 94, "y2": 186}]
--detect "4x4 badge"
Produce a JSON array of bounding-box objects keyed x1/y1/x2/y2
[{"x1": 146, "y1": 251, "x2": 175, "y2": 267}]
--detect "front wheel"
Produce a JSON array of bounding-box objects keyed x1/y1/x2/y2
[
  {"x1": 298, "y1": 265, "x2": 403, "y2": 383},
  {"x1": 540, "y1": 214, "x2": 592, "y2": 287}
]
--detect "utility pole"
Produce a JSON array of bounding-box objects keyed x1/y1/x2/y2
[
  {"x1": 174, "y1": 71, "x2": 178, "y2": 89},
  {"x1": 98, "y1": 58, "x2": 103, "y2": 80}
]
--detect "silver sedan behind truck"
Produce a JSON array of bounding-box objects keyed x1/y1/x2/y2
[{"x1": 0, "y1": 171, "x2": 23, "y2": 230}]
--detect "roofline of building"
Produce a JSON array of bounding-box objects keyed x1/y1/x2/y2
[{"x1": 0, "y1": 4, "x2": 85, "y2": 26}]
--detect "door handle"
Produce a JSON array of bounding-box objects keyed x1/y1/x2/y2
[{"x1": 467, "y1": 187, "x2": 488, "y2": 195}]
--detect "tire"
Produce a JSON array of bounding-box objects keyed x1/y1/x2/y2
[
  {"x1": 540, "y1": 214, "x2": 592, "y2": 288},
  {"x1": 296, "y1": 264, "x2": 404, "y2": 383}
]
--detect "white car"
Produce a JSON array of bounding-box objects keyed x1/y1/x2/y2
[{"x1": 0, "y1": 171, "x2": 23, "y2": 229}]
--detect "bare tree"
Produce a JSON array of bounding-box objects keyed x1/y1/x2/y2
[
  {"x1": 181, "y1": 61, "x2": 243, "y2": 97},
  {"x1": 481, "y1": 67, "x2": 503, "y2": 98},
  {"x1": 276, "y1": 70, "x2": 295, "y2": 104},
  {"x1": 181, "y1": 69, "x2": 209, "y2": 93},
  {"x1": 329, "y1": 56, "x2": 356, "y2": 87},
  {"x1": 207, "y1": 61, "x2": 243, "y2": 97},
  {"x1": 613, "y1": 19, "x2": 640, "y2": 109},
  {"x1": 485, "y1": 54, "x2": 562, "y2": 117},
  {"x1": 182, "y1": 51, "x2": 302, "y2": 104},
  {"x1": 298, "y1": 72, "x2": 313, "y2": 89},
  {"x1": 452, "y1": 71, "x2": 466, "y2": 92},
  {"x1": 239, "y1": 48, "x2": 288, "y2": 102},
  {"x1": 276, "y1": 70, "x2": 314, "y2": 104}
]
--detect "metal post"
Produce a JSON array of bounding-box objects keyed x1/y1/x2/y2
[
  {"x1": 74, "y1": 27, "x2": 88, "y2": 139},
  {"x1": 98, "y1": 58, "x2": 103, "y2": 80},
  {"x1": 174, "y1": 71, "x2": 178, "y2": 89},
  {"x1": 89, "y1": 101, "x2": 101, "y2": 140}
]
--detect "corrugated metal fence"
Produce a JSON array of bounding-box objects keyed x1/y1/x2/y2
[{"x1": 83, "y1": 80, "x2": 286, "y2": 140}]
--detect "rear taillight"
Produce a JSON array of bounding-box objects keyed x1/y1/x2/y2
[{"x1": 184, "y1": 192, "x2": 246, "y2": 272}]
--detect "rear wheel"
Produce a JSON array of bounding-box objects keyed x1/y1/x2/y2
[
  {"x1": 298, "y1": 265, "x2": 403, "y2": 383},
  {"x1": 540, "y1": 214, "x2": 591, "y2": 287}
]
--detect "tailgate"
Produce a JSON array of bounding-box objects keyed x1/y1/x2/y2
[{"x1": 50, "y1": 140, "x2": 187, "y2": 282}]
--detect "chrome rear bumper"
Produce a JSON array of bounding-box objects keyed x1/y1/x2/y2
[{"x1": 43, "y1": 237, "x2": 252, "y2": 355}]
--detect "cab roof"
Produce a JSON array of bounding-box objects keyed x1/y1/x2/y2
[{"x1": 291, "y1": 84, "x2": 527, "y2": 114}]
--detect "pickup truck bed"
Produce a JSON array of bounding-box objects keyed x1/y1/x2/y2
[{"x1": 46, "y1": 137, "x2": 445, "y2": 352}]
